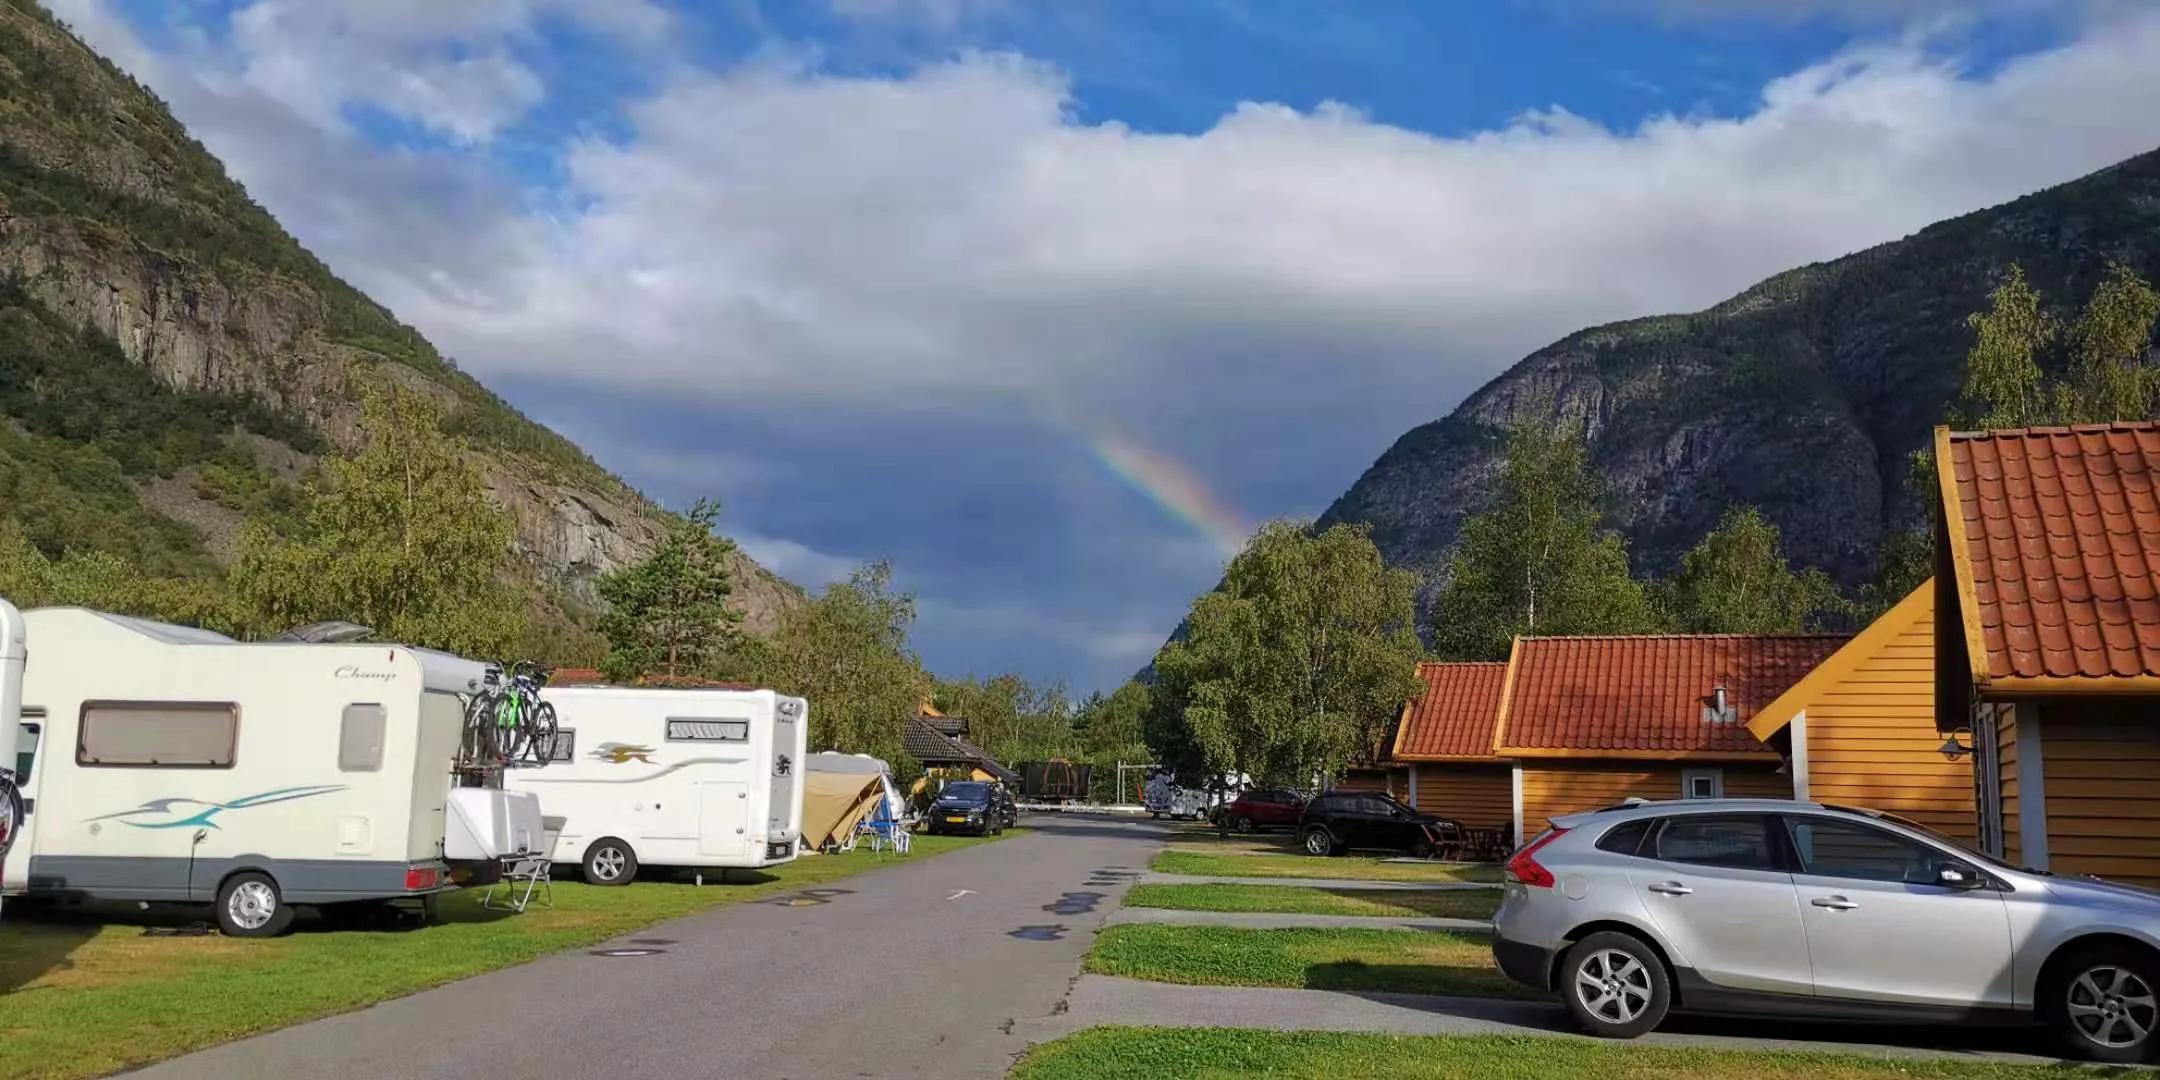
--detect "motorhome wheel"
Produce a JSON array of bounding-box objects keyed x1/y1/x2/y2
[
  {"x1": 583, "y1": 838, "x2": 638, "y2": 886},
  {"x1": 215, "y1": 872, "x2": 294, "y2": 937}
]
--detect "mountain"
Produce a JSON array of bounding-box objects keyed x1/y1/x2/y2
[
  {"x1": 0, "y1": 2, "x2": 798, "y2": 642},
  {"x1": 1319, "y1": 146, "x2": 2160, "y2": 606}
]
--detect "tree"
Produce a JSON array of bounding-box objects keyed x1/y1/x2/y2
[
  {"x1": 596, "y1": 498, "x2": 743, "y2": 682},
  {"x1": 0, "y1": 522, "x2": 239, "y2": 632},
  {"x1": 1655, "y1": 506, "x2": 1839, "y2": 633},
  {"x1": 229, "y1": 387, "x2": 522, "y2": 657},
  {"x1": 1074, "y1": 680, "x2": 1150, "y2": 761},
  {"x1": 733, "y1": 560, "x2": 928, "y2": 775},
  {"x1": 1150, "y1": 520, "x2": 1425, "y2": 787},
  {"x1": 935, "y1": 674, "x2": 1075, "y2": 763},
  {"x1": 1431, "y1": 423, "x2": 1654, "y2": 660},
  {"x1": 2063, "y1": 261, "x2": 2160, "y2": 422},
  {"x1": 1958, "y1": 265, "x2": 2054, "y2": 429}
]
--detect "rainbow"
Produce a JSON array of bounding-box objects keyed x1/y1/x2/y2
[{"x1": 1088, "y1": 431, "x2": 1251, "y2": 558}]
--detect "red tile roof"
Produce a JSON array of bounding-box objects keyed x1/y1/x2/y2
[
  {"x1": 1394, "y1": 662, "x2": 1508, "y2": 760},
  {"x1": 1941, "y1": 422, "x2": 2160, "y2": 684},
  {"x1": 1495, "y1": 635, "x2": 1846, "y2": 757}
]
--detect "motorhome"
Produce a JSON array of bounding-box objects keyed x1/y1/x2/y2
[
  {"x1": 507, "y1": 683, "x2": 807, "y2": 884},
  {"x1": 0, "y1": 606, "x2": 542, "y2": 935}
]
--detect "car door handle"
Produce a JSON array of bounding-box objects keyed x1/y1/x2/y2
[
  {"x1": 1810, "y1": 896, "x2": 1859, "y2": 911},
  {"x1": 1646, "y1": 882, "x2": 1692, "y2": 896}
]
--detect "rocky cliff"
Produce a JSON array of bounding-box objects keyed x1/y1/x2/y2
[
  {"x1": 1320, "y1": 146, "x2": 2160, "y2": 603},
  {"x1": 0, "y1": 1, "x2": 797, "y2": 635}
]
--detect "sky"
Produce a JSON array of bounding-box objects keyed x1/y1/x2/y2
[{"x1": 47, "y1": 0, "x2": 2160, "y2": 694}]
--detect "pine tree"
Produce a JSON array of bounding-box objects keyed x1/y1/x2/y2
[{"x1": 596, "y1": 498, "x2": 743, "y2": 681}]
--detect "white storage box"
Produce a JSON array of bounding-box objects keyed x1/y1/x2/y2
[{"x1": 446, "y1": 788, "x2": 544, "y2": 860}]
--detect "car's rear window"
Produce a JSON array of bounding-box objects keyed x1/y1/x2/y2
[{"x1": 1595, "y1": 819, "x2": 1653, "y2": 856}]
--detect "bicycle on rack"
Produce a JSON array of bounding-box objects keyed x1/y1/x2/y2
[{"x1": 461, "y1": 660, "x2": 559, "y2": 769}]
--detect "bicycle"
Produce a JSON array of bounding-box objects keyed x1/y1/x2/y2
[{"x1": 461, "y1": 661, "x2": 559, "y2": 768}]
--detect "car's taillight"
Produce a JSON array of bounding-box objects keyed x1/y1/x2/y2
[
  {"x1": 1505, "y1": 828, "x2": 1569, "y2": 889},
  {"x1": 404, "y1": 866, "x2": 440, "y2": 891}
]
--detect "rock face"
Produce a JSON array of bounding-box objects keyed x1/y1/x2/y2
[
  {"x1": 1320, "y1": 147, "x2": 2160, "y2": 602},
  {"x1": 0, "y1": 3, "x2": 798, "y2": 633}
]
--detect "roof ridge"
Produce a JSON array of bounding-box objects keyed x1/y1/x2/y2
[
  {"x1": 1517, "y1": 633, "x2": 1853, "y2": 642},
  {"x1": 1947, "y1": 419, "x2": 2160, "y2": 439}
]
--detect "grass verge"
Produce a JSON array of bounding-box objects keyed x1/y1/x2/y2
[
  {"x1": 1011, "y1": 1029, "x2": 2085, "y2": 1080},
  {"x1": 1124, "y1": 883, "x2": 1498, "y2": 920},
  {"x1": 1151, "y1": 849, "x2": 1501, "y2": 884},
  {"x1": 1084, "y1": 923, "x2": 1526, "y2": 999},
  {"x1": 0, "y1": 832, "x2": 1007, "y2": 1080}
]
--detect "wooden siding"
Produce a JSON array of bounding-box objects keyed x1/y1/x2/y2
[
  {"x1": 2041, "y1": 703, "x2": 2160, "y2": 888},
  {"x1": 1411, "y1": 763, "x2": 1512, "y2": 832},
  {"x1": 1799, "y1": 608, "x2": 1977, "y2": 843},
  {"x1": 1520, "y1": 761, "x2": 1787, "y2": 828},
  {"x1": 1998, "y1": 706, "x2": 2021, "y2": 866}
]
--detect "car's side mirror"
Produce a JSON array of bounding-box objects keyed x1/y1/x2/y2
[{"x1": 1934, "y1": 861, "x2": 1986, "y2": 890}]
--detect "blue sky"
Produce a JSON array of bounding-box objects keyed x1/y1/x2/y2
[{"x1": 56, "y1": 0, "x2": 2160, "y2": 693}]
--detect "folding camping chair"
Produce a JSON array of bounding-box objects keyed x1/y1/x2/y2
[{"x1": 484, "y1": 853, "x2": 553, "y2": 913}]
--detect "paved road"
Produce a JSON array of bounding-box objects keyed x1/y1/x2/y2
[
  {"x1": 1032, "y1": 976, "x2": 2069, "y2": 1064},
  {"x1": 127, "y1": 815, "x2": 1166, "y2": 1080},
  {"x1": 1140, "y1": 872, "x2": 1492, "y2": 890}
]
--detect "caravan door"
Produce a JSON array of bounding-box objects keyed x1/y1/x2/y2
[{"x1": 697, "y1": 781, "x2": 748, "y2": 858}]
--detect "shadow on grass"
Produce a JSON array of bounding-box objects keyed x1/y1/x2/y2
[{"x1": 1303, "y1": 960, "x2": 1534, "y2": 1000}]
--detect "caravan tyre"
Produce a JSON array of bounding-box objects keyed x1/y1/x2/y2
[
  {"x1": 216, "y1": 872, "x2": 294, "y2": 937},
  {"x1": 583, "y1": 839, "x2": 638, "y2": 886}
]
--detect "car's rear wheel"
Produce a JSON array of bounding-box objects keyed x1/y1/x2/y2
[
  {"x1": 1302, "y1": 826, "x2": 1339, "y2": 857},
  {"x1": 2046, "y1": 947, "x2": 2160, "y2": 1063},
  {"x1": 1229, "y1": 815, "x2": 1253, "y2": 834},
  {"x1": 1408, "y1": 835, "x2": 1435, "y2": 859},
  {"x1": 1561, "y1": 931, "x2": 1670, "y2": 1039}
]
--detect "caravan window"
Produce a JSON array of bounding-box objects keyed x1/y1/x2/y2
[
  {"x1": 77, "y1": 702, "x2": 238, "y2": 768},
  {"x1": 666, "y1": 718, "x2": 749, "y2": 742},
  {"x1": 544, "y1": 728, "x2": 576, "y2": 762},
  {"x1": 339, "y1": 704, "x2": 388, "y2": 772}
]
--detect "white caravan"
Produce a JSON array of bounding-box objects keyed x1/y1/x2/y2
[
  {"x1": 0, "y1": 606, "x2": 542, "y2": 935},
  {"x1": 507, "y1": 685, "x2": 807, "y2": 884}
]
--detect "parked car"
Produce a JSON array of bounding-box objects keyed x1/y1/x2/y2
[
  {"x1": 1299, "y1": 791, "x2": 1444, "y2": 858},
  {"x1": 1492, "y1": 798, "x2": 2160, "y2": 1063},
  {"x1": 1219, "y1": 788, "x2": 1306, "y2": 834},
  {"x1": 923, "y1": 781, "x2": 1006, "y2": 836}
]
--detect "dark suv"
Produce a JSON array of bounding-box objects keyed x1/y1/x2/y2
[
  {"x1": 1219, "y1": 788, "x2": 1306, "y2": 833},
  {"x1": 1300, "y1": 791, "x2": 1442, "y2": 858},
  {"x1": 924, "y1": 781, "x2": 1008, "y2": 836}
]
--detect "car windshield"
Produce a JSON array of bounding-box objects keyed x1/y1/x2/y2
[{"x1": 938, "y1": 784, "x2": 989, "y2": 803}]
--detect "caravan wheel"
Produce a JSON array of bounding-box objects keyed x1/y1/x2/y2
[
  {"x1": 216, "y1": 872, "x2": 294, "y2": 937},
  {"x1": 583, "y1": 839, "x2": 638, "y2": 886}
]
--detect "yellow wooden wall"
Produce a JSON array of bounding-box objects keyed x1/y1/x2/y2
[
  {"x1": 1411, "y1": 762, "x2": 1511, "y2": 832},
  {"x1": 2041, "y1": 705, "x2": 2160, "y2": 888},
  {"x1": 1519, "y1": 761, "x2": 1787, "y2": 830},
  {"x1": 1798, "y1": 602, "x2": 1977, "y2": 843}
]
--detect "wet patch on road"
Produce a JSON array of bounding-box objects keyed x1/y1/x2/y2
[
  {"x1": 759, "y1": 887, "x2": 856, "y2": 908},
  {"x1": 1008, "y1": 924, "x2": 1069, "y2": 941},
  {"x1": 1042, "y1": 892, "x2": 1105, "y2": 915},
  {"x1": 589, "y1": 948, "x2": 666, "y2": 957}
]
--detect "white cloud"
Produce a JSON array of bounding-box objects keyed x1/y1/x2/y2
[{"x1": 734, "y1": 533, "x2": 861, "y2": 589}]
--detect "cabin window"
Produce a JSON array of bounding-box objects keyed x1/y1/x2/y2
[
  {"x1": 77, "y1": 702, "x2": 238, "y2": 768},
  {"x1": 1682, "y1": 768, "x2": 1723, "y2": 800},
  {"x1": 666, "y1": 718, "x2": 749, "y2": 742},
  {"x1": 339, "y1": 704, "x2": 388, "y2": 772},
  {"x1": 544, "y1": 728, "x2": 576, "y2": 762}
]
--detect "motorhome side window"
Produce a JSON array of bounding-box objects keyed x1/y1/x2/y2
[
  {"x1": 339, "y1": 704, "x2": 388, "y2": 772},
  {"x1": 77, "y1": 702, "x2": 238, "y2": 768},
  {"x1": 666, "y1": 718, "x2": 749, "y2": 742},
  {"x1": 545, "y1": 728, "x2": 575, "y2": 762}
]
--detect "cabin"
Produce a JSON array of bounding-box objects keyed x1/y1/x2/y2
[
  {"x1": 1934, "y1": 421, "x2": 2160, "y2": 887},
  {"x1": 1495, "y1": 634, "x2": 1844, "y2": 842},
  {"x1": 903, "y1": 711, "x2": 1017, "y2": 787},
  {"x1": 1389, "y1": 662, "x2": 1514, "y2": 841},
  {"x1": 1745, "y1": 580, "x2": 1978, "y2": 842}
]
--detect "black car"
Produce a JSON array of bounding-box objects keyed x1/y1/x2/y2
[
  {"x1": 1299, "y1": 791, "x2": 1442, "y2": 858},
  {"x1": 924, "y1": 781, "x2": 1007, "y2": 836}
]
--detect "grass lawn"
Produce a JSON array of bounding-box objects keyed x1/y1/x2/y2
[
  {"x1": 1084, "y1": 923, "x2": 1527, "y2": 999},
  {"x1": 1124, "y1": 883, "x2": 1499, "y2": 921},
  {"x1": 1011, "y1": 1029, "x2": 2093, "y2": 1080},
  {"x1": 0, "y1": 832, "x2": 1006, "y2": 1080},
  {"x1": 1151, "y1": 848, "x2": 1502, "y2": 884}
]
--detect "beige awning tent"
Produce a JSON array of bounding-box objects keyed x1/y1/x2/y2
[{"x1": 801, "y1": 769, "x2": 888, "y2": 852}]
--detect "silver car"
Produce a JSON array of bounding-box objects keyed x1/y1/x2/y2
[{"x1": 1491, "y1": 798, "x2": 2160, "y2": 1062}]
